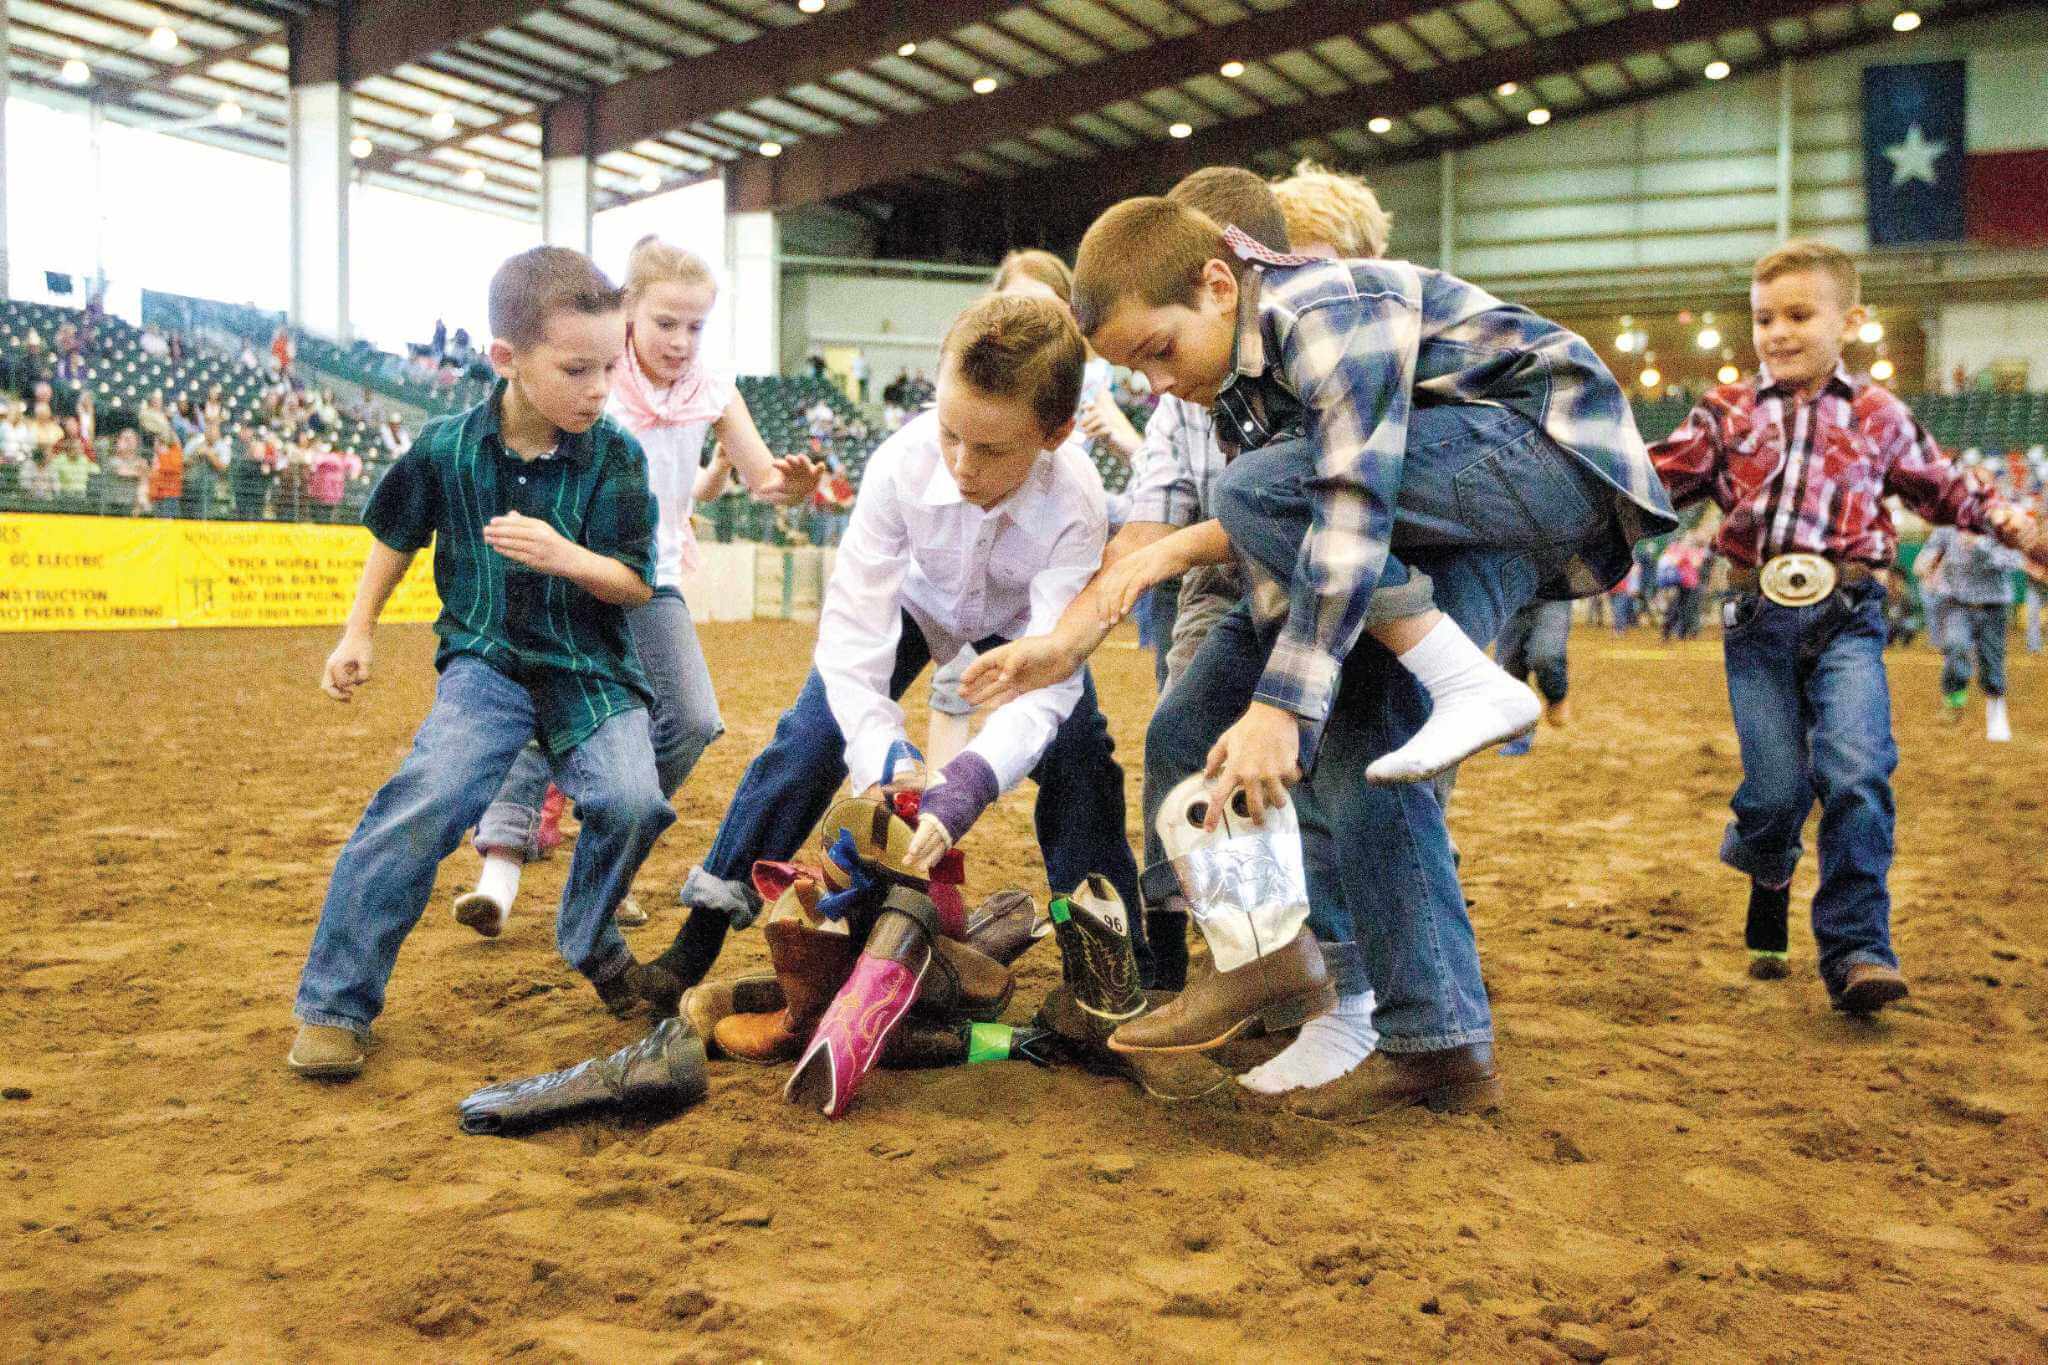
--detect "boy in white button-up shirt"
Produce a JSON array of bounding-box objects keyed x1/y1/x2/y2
[{"x1": 647, "y1": 296, "x2": 1146, "y2": 988}]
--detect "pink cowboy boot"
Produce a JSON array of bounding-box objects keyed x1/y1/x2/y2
[{"x1": 784, "y1": 887, "x2": 941, "y2": 1118}]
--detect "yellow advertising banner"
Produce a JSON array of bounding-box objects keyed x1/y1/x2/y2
[{"x1": 0, "y1": 512, "x2": 440, "y2": 632}]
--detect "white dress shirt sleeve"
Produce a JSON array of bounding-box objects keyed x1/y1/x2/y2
[
  {"x1": 965, "y1": 503, "x2": 1107, "y2": 791},
  {"x1": 816, "y1": 456, "x2": 916, "y2": 795}
]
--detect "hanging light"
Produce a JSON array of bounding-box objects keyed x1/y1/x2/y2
[
  {"x1": 897, "y1": 42, "x2": 918, "y2": 57},
  {"x1": 61, "y1": 57, "x2": 92, "y2": 85},
  {"x1": 798, "y1": 0, "x2": 826, "y2": 12},
  {"x1": 1639, "y1": 365, "x2": 1662, "y2": 389},
  {"x1": 759, "y1": 140, "x2": 783, "y2": 157},
  {"x1": 1859, "y1": 320, "x2": 1884, "y2": 344},
  {"x1": 350, "y1": 135, "x2": 373, "y2": 159},
  {"x1": 1220, "y1": 60, "x2": 1246, "y2": 78},
  {"x1": 1527, "y1": 107, "x2": 1551, "y2": 125},
  {"x1": 1168, "y1": 122, "x2": 1193, "y2": 139},
  {"x1": 460, "y1": 167, "x2": 486, "y2": 189},
  {"x1": 1697, "y1": 314, "x2": 1721, "y2": 350},
  {"x1": 1704, "y1": 60, "x2": 1731, "y2": 80},
  {"x1": 1368, "y1": 116, "x2": 1393, "y2": 134},
  {"x1": 149, "y1": 24, "x2": 179, "y2": 52},
  {"x1": 1497, "y1": 81, "x2": 1519, "y2": 97},
  {"x1": 1892, "y1": 10, "x2": 1921, "y2": 30},
  {"x1": 217, "y1": 100, "x2": 243, "y2": 124},
  {"x1": 1652, "y1": 0, "x2": 1679, "y2": 9},
  {"x1": 639, "y1": 171, "x2": 662, "y2": 193},
  {"x1": 972, "y1": 76, "x2": 998, "y2": 94},
  {"x1": 1718, "y1": 364, "x2": 1740, "y2": 384},
  {"x1": 431, "y1": 109, "x2": 458, "y2": 135},
  {"x1": 1871, "y1": 357, "x2": 1896, "y2": 381}
]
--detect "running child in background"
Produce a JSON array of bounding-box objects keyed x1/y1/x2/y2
[
  {"x1": 1648, "y1": 240, "x2": 2048, "y2": 1010},
  {"x1": 288, "y1": 246, "x2": 678, "y2": 1081},
  {"x1": 452, "y1": 237, "x2": 821, "y2": 939},
  {"x1": 1918, "y1": 523, "x2": 2028, "y2": 740}
]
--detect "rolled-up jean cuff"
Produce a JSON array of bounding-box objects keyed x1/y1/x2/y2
[
  {"x1": 1718, "y1": 821, "x2": 1798, "y2": 888},
  {"x1": 1362, "y1": 569, "x2": 1436, "y2": 629},
  {"x1": 1319, "y1": 939, "x2": 1370, "y2": 998},
  {"x1": 1139, "y1": 859, "x2": 1184, "y2": 909},
  {"x1": 1378, "y1": 1024, "x2": 1493, "y2": 1054},
  {"x1": 680, "y1": 865, "x2": 764, "y2": 930},
  {"x1": 475, "y1": 800, "x2": 540, "y2": 861}
]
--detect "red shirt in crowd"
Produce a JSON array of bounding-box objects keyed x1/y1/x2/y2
[{"x1": 308, "y1": 449, "x2": 362, "y2": 505}]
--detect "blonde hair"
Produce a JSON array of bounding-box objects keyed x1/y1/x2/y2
[
  {"x1": 992, "y1": 249, "x2": 1073, "y2": 306},
  {"x1": 1754, "y1": 239, "x2": 1860, "y2": 309},
  {"x1": 624, "y1": 234, "x2": 716, "y2": 304},
  {"x1": 1273, "y1": 160, "x2": 1392, "y2": 259},
  {"x1": 940, "y1": 295, "x2": 1087, "y2": 436},
  {"x1": 1072, "y1": 196, "x2": 1237, "y2": 337}
]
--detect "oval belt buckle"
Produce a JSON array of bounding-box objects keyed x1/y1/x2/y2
[{"x1": 1759, "y1": 553, "x2": 1837, "y2": 607}]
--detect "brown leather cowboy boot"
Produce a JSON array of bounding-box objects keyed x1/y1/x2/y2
[{"x1": 713, "y1": 919, "x2": 858, "y2": 1063}]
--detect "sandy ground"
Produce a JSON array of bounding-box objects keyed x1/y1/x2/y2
[{"x1": 1, "y1": 617, "x2": 2044, "y2": 1362}]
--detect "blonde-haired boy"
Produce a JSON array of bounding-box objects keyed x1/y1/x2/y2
[
  {"x1": 1273, "y1": 159, "x2": 1393, "y2": 260},
  {"x1": 1650, "y1": 239, "x2": 2045, "y2": 1011},
  {"x1": 643, "y1": 294, "x2": 1143, "y2": 987}
]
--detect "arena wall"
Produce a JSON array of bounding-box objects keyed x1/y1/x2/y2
[{"x1": 0, "y1": 513, "x2": 823, "y2": 633}]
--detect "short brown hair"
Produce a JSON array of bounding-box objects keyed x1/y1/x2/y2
[
  {"x1": 1167, "y1": 166, "x2": 1290, "y2": 252},
  {"x1": 488, "y1": 245, "x2": 625, "y2": 348},
  {"x1": 1072, "y1": 196, "x2": 1234, "y2": 337},
  {"x1": 940, "y1": 294, "x2": 1086, "y2": 436},
  {"x1": 1753, "y1": 240, "x2": 1860, "y2": 309},
  {"x1": 1274, "y1": 159, "x2": 1392, "y2": 259},
  {"x1": 992, "y1": 249, "x2": 1073, "y2": 306}
]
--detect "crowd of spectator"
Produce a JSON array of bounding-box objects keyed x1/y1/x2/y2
[{"x1": 1, "y1": 298, "x2": 403, "y2": 523}]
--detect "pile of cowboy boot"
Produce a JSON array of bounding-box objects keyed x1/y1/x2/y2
[{"x1": 688, "y1": 796, "x2": 1055, "y2": 1118}]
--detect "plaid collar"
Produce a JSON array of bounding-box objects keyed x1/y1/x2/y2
[
  {"x1": 469, "y1": 379, "x2": 590, "y2": 465},
  {"x1": 1757, "y1": 361, "x2": 1856, "y2": 403}
]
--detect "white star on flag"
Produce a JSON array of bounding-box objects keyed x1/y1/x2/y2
[{"x1": 1884, "y1": 122, "x2": 1949, "y2": 187}]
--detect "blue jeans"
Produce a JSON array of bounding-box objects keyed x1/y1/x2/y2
[
  {"x1": 1718, "y1": 583, "x2": 1900, "y2": 993},
  {"x1": 1137, "y1": 583, "x2": 1179, "y2": 690},
  {"x1": 1497, "y1": 598, "x2": 1573, "y2": 703},
  {"x1": 476, "y1": 590, "x2": 723, "y2": 855},
  {"x1": 684, "y1": 613, "x2": 1146, "y2": 968},
  {"x1": 1940, "y1": 601, "x2": 2009, "y2": 697},
  {"x1": 2025, "y1": 583, "x2": 2043, "y2": 654},
  {"x1": 1146, "y1": 408, "x2": 1604, "y2": 1049},
  {"x1": 295, "y1": 657, "x2": 677, "y2": 1034}
]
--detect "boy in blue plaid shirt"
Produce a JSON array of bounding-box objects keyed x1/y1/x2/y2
[
  {"x1": 287, "y1": 247, "x2": 680, "y2": 1082},
  {"x1": 1064, "y1": 195, "x2": 1674, "y2": 1118}
]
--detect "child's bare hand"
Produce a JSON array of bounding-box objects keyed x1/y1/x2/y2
[
  {"x1": 322, "y1": 631, "x2": 373, "y2": 701},
  {"x1": 962, "y1": 636, "x2": 1079, "y2": 707},
  {"x1": 768, "y1": 455, "x2": 823, "y2": 505},
  {"x1": 1097, "y1": 543, "x2": 1178, "y2": 627},
  {"x1": 1202, "y1": 703, "x2": 1302, "y2": 829},
  {"x1": 484, "y1": 511, "x2": 581, "y2": 576}
]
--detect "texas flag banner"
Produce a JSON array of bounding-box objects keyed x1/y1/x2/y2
[{"x1": 1864, "y1": 54, "x2": 2048, "y2": 249}]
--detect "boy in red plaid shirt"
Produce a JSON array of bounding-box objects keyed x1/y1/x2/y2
[{"x1": 1648, "y1": 241, "x2": 2046, "y2": 1012}]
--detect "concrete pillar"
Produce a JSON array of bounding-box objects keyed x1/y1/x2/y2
[
  {"x1": 1775, "y1": 59, "x2": 1795, "y2": 242},
  {"x1": 541, "y1": 155, "x2": 593, "y2": 252},
  {"x1": 1438, "y1": 151, "x2": 1457, "y2": 274},
  {"x1": 724, "y1": 205, "x2": 779, "y2": 377},
  {"x1": 287, "y1": 9, "x2": 352, "y2": 341}
]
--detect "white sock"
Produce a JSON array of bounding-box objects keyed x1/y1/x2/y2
[
  {"x1": 1237, "y1": 992, "x2": 1379, "y2": 1095},
  {"x1": 1987, "y1": 695, "x2": 2011, "y2": 742},
  {"x1": 474, "y1": 850, "x2": 522, "y2": 913},
  {"x1": 1366, "y1": 617, "x2": 1541, "y2": 784}
]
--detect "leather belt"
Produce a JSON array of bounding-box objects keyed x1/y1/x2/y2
[{"x1": 1728, "y1": 555, "x2": 1878, "y2": 606}]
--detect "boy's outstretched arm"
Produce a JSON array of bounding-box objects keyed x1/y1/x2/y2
[{"x1": 322, "y1": 540, "x2": 416, "y2": 701}]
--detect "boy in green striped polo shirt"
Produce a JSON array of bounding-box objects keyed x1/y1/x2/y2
[{"x1": 288, "y1": 247, "x2": 679, "y2": 1081}]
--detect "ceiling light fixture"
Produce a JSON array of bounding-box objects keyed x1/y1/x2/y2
[
  {"x1": 1527, "y1": 107, "x2": 1551, "y2": 125},
  {"x1": 798, "y1": 0, "x2": 826, "y2": 12},
  {"x1": 1705, "y1": 60, "x2": 1731, "y2": 79},
  {"x1": 1859, "y1": 320, "x2": 1884, "y2": 344},
  {"x1": 431, "y1": 109, "x2": 457, "y2": 135},
  {"x1": 759, "y1": 140, "x2": 783, "y2": 157},
  {"x1": 639, "y1": 171, "x2": 662, "y2": 192},
  {"x1": 1652, "y1": 0, "x2": 1679, "y2": 9},
  {"x1": 350, "y1": 135, "x2": 373, "y2": 159},
  {"x1": 217, "y1": 100, "x2": 242, "y2": 124},
  {"x1": 1871, "y1": 357, "x2": 1896, "y2": 381},
  {"x1": 150, "y1": 24, "x2": 178, "y2": 52},
  {"x1": 461, "y1": 167, "x2": 486, "y2": 189},
  {"x1": 1220, "y1": 60, "x2": 1246, "y2": 78},
  {"x1": 1497, "y1": 81, "x2": 1519, "y2": 96},
  {"x1": 1368, "y1": 116, "x2": 1393, "y2": 134},
  {"x1": 972, "y1": 76, "x2": 998, "y2": 94},
  {"x1": 1696, "y1": 325, "x2": 1721, "y2": 350},
  {"x1": 61, "y1": 58, "x2": 91, "y2": 85},
  {"x1": 1718, "y1": 364, "x2": 1740, "y2": 384},
  {"x1": 1168, "y1": 121, "x2": 1193, "y2": 138},
  {"x1": 1639, "y1": 366, "x2": 1662, "y2": 389},
  {"x1": 898, "y1": 41, "x2": 917, "y2": 57},
  {"x1": 1892, "y1": 10, "x2": 1921, "y2": 30}
]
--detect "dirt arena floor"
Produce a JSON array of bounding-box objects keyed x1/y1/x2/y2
[{"x1": 2, "y1": 615, "x2": 2044, "y2": 1362}]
